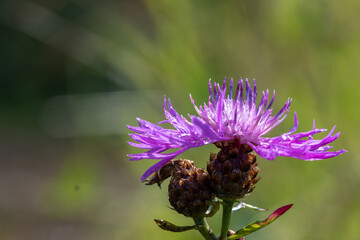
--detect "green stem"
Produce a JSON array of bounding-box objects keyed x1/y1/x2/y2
[
  {"x1": 219, "y1": 200, "x2": 235, "y2": 240},
  {"x1": 194, "y1": 217, "x2": 217, "y2": 240}
]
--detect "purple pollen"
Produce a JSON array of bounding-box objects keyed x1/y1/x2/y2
[{"x1": 128, "y1": 78, "x2": 346, "y2": 181}]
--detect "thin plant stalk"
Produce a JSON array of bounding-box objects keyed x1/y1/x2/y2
[
  {"x1": 194, "y1": 217, "x2": 217, "y2": 240},
  {"x1": 219, "y1": 200, "x2": 235, "y2": 240}
]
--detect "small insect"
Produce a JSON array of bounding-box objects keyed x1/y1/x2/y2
[{"x1": 143, "y1": 159, "x2": 192, "y2": 187}]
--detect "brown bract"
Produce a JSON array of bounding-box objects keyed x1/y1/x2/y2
[
  {"x1": 146, "y1": 159, "x2": 214, "y2": 218},
  {"x1": 207, "y1": 139, "x2": 260, "y2": 200}
]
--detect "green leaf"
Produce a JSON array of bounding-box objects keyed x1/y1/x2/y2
[
  {"x1": 228, "y1": 204, "x2": 293, "y2": 240},
  {"x1": 154, "y1": 219, "x2": 196, "y2": 232}
]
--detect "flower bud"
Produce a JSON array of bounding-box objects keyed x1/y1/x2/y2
[
  {"x1": 207, "y1": 139, "x2": 260, "y2": 200},
  {"x1": 146, "y1": 159, "x2": 214, "y2": 218}
]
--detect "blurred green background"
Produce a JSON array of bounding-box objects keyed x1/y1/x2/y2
[{"x1": 0, "y1": 0, "x2": 358, "y2": 239}]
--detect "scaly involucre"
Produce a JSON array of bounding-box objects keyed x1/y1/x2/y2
[{"x1": 128, "y1": 78, "x2": 346, "y2": 181}]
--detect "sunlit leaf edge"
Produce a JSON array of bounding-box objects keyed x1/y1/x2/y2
[{"x1": 228, "y1": 204, "x2": 293, "y2": 239}]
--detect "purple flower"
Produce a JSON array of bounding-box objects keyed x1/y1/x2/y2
[{"x1": 128, "y1": 78, "x2": 346, "y2": 181}]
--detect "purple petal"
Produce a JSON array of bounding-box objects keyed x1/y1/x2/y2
[
  {"x1": 208, "y1": 78, "x2": 215, "y2": 102},
  {"x1": 128, "y1": 78, "x2": 346, "y2": 181},
  {"x1": 140, "y1": 148, "x2": 188, "y2": 181},
  {"x1": 288, "y1": 112, "x2": 299, "y2": 134},
  {"x1": 191, "y1": 117, "x2": 222, "y2": 141}
]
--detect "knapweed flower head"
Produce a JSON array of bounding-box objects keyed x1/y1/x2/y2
[{"x1": 128, "y1": 78, "x2": 346, "y2": 181}]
